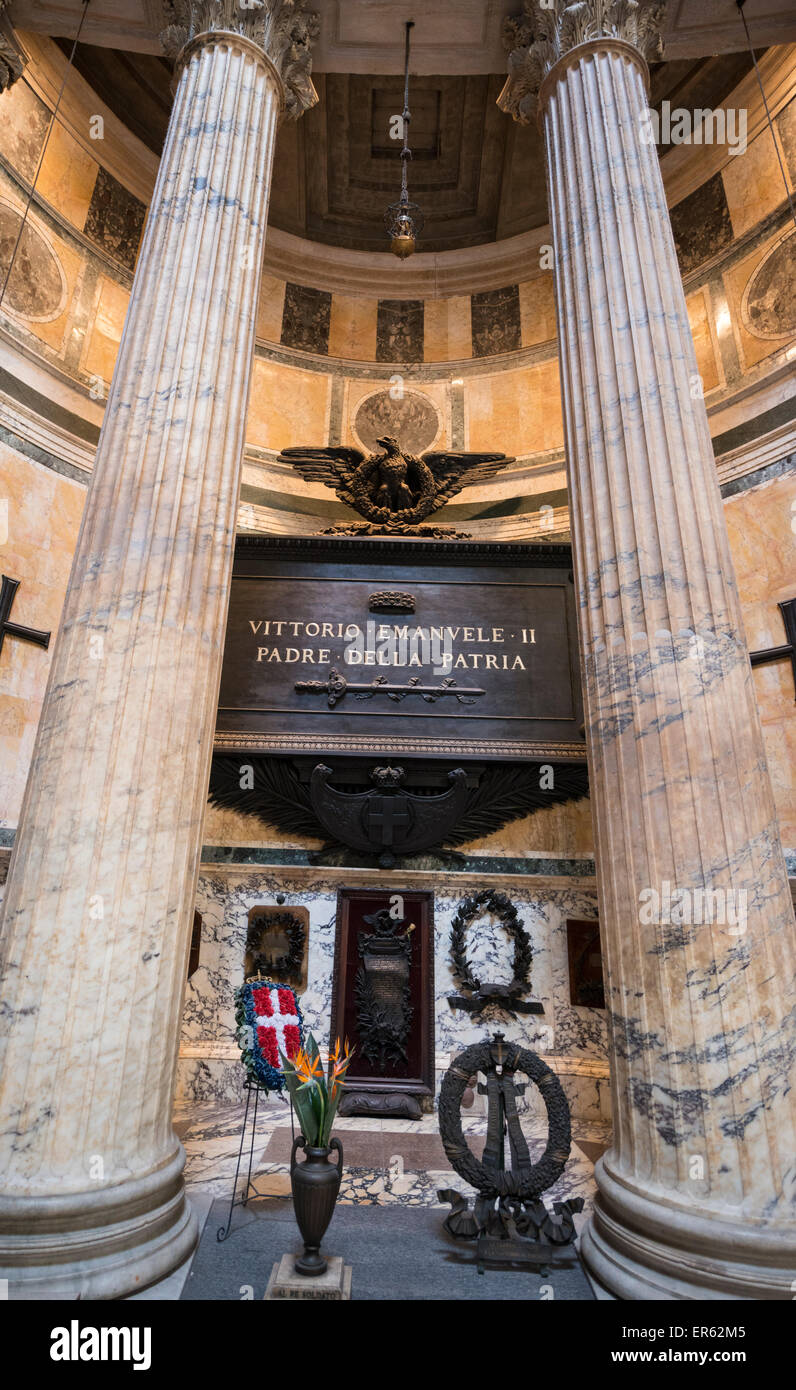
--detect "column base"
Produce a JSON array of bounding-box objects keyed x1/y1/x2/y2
[
  {"x1": 0, "y1": 1144, "x2": 198, "y2": 1299},
  {"x1": 580, "y1": 1159, "x2": 796, "y2": 1300}
]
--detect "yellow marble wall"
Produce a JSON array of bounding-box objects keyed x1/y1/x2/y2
[
  {"x1": 724, "y1": 471, "x2": 796, "y2": 849},
  {"x1": 721, "y1": 123, "x2": 793, "y2": 240},
  {"x1": 246, "y1": 357, "x2": 332, "y2": 451},
  {"x1": 0, "y1": 442, "x2": 85, "y2": 828},
  {"x1": 686, "y1": 287, "x2": 721, "y2": 394},
  {"x1": 466, "y1": 360, "x2": 564, "y2": 454},
  {"x1": 423, "y1": 296, "x2": 472, "y2": 362},
  {"x1": 81, "y1": 274, "x2": 130, "y2": 385},
  {"x1": 256, "y1": 272, "x2": 286, "y2": 345},
  {"x1": 35, "y1": 121, "x2": 98, "y2": 231},
  {"x1": 328, "y1": 294, "x2": 379, "y2": 361},
  {"x1": 519, "y1": 275, "x2": 557, "y2": 347}
]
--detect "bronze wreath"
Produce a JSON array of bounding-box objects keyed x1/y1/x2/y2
[
  {"x1": 246, "y1": 910, "x2": 305, "y2": 980},
  {"x1": 450, "y1": 889, "x2": 533, "y2": 995},
  {"x1": 438, "y1": 1040, "x2": 571, "y2": 1199},
  {"x1": 350, "y1": 453, "x2": 437, "y2": 525}
]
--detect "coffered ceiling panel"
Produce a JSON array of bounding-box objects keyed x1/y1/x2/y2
[{"x1": 47, "y1": 37, "x2": 757, "y2": 255}]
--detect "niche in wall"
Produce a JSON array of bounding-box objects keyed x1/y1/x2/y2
[{"x1": 566, "y1": 918, "x2": 605, "y2": 1009}]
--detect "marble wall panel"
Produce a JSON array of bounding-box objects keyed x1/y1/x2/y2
[
  {"x1": 466, "y1": 359, "x2": 563, "y2": 454},
  {"x1": 471, "y1": 285, "x2": 521, "y2": 357},
  {"x1": 80, "y1": 274, "x2": 129, "y2": 385},
  {"x1": 176, "y1": 869, "x2": 607, "y2": 1111},
  {"x1": 723, "y1": 227, "x2": 795, "y2": 371},
  {"x1": 281, "y1": 281, "x2": 332, "y2": 354},
  {"x1": 328, "y1": 294, "x2": 379, "y2": 360},
  {"x1": 342, "y1": 378, "x2": 449, "y2": 451},
  {"x1": 423, "y1": 296, "x2": 472, "y2": 363},
  {"x1": 246, "y1": 356, "x2": 331, "y2": 451},
  {"x1": 0, "y1": 442, "x2": 85, "y2": 827},
  {"x1": 375, "y1": 299, "x2": 424, "y2": 363},
  {"x1": 35, "y1": 122, "x2": 98, "y2": 231},
  {"x1": 0, "y1": 79, "x2": 50, "y2": 183},
  {"x1": 83, "y1": 166, "x2": 146, "y2": 272},
  {"x1": 459, "y1": 796, "x2": 594, "y2": 858},
  {"x1": 670, "y1": 174, "x2": 733, "y2": 275},
  {"x1": 519, "y1": 275, "x2": 557, "y2": 348},
  {"x1": 722, "y1": 125, "x2": 793, "y2": 240},
  {"x1": 256, "y1": 272, "x2": 287, "y2": 344},
  {"x1": 0, "y1": 201, "x2": 65, "y2": 321},
  {"x1": 0, "y1": 178, "x2": 84, "y2": 356},
  {"x1": 686, "y1": 286, "x2": 721, "y2": 395}
]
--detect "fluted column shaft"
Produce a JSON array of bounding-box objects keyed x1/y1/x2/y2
[
  {"x1": 539, "y1": 43, "x2": 795, "y2": 1297},
  {"x1": 0, "y1": 30, "x2": 284, "y2": 1297}
]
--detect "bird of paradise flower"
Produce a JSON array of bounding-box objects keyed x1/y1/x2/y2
[{"x1": 280, "y1": 1033, "x2": 355, "y2": 1149}]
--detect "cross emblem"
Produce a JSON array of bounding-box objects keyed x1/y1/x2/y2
[
  {"x1": 0, "y1": 575, "x2": 51, "y2": 663},
  {"x1": 749, "y1": 597, "x2": 796, "y2": 702},
  {"x1": 365, "y1": 795, "x2": 412, "y2": 847}
]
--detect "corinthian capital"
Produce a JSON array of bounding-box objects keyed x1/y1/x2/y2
[
  {"x1": 0, "y1": 1, "x2": 26, "y2": 94},
  {"x1": 498, "y1": 0, "x2": 664, "y2": 124},
  {"x1": 160, "y1": 0, "x2": 319, "y2": 117}
]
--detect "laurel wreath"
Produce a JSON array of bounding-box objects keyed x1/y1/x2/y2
[
  {"x1": 449, "y1": 889, "x2": 533, "y2": 994},
  {"x1": 351, "y1": 454, "x2": 437, "y2": 525},
  {"x1": 438, "y1": 1040, "x2": 571, "y2": 1200},
  {"x1": 246, "y1": 910, "x2": 305, "y2": 980}
]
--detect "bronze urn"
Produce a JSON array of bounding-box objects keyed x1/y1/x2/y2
[{"x1": 289, "y1": 1135, "x2": 343, "y2": 1275}]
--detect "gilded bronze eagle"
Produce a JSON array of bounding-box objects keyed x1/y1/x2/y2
[{"x1": 279, "y1": 434, "x2": 514, "y2": 527}]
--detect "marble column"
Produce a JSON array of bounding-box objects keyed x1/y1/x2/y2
[
  {"x1": 0, "y1": 2, "x2": 316, "y2": 1297},
  {"x1": 500, "y1": 1, "x2": 796, "y2": 1298}
]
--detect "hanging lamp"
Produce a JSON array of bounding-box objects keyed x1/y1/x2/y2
[{"x1": 384, "y1": 20, "x2": 425, "y2": 258}]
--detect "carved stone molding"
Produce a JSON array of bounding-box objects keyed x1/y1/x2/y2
[
  {"x1": 0, "y1": 2, "x2": 25, "y2": 94},
  {"x1": 160, "y1": 0, "x2": 319, "y2": 117},
  {"x1": 498, "y1": 0, "x2": 664, "y2": 124}
]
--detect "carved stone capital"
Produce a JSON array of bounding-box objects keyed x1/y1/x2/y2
[
  {"x1": 160, "y1": 0, "x2": 319, "y2": 117},
  {"x1": 498, "y1": 0, "x2": 664, "y2": 124},
  {"x1": 0, "y1": 1, "x2": 26, "y2": 94}
]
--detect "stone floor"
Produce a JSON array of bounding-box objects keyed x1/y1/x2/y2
[{"x1": 129, "y1": 1096, "x2": 610, "y2": 1298}]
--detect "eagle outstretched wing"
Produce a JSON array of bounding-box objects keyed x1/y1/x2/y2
[
  {"x1": 421, "y1": 450, "x2": 514, "y2": 506},
  {"x1": 278, "y1": 446, "x2": 365, "y2": 508}
]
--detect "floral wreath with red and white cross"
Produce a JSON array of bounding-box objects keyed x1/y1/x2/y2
[{"x1": 235, "y1": 979, "x2": 303, "y2": 1093}]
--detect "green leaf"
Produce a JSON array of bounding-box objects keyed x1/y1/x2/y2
[{"x1": 280, "y1": 1054, "x2": 320, "y2": 1145}]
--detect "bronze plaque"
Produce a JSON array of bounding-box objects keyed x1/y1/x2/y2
[{"x1": 215, "y1": 536, "x2": 585, "y2": 763}]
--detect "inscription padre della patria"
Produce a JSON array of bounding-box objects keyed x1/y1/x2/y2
[{"x1": 246, "y1": 618, "x2": 537, "y2": 706}]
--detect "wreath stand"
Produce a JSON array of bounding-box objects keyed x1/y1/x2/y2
[
  {"x1": 437, "y1": 1033, "x2": 584, "y2": 1276},
  {"x1": 216, "y1": 1080, "x2": 297, "y2": 1242}
]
